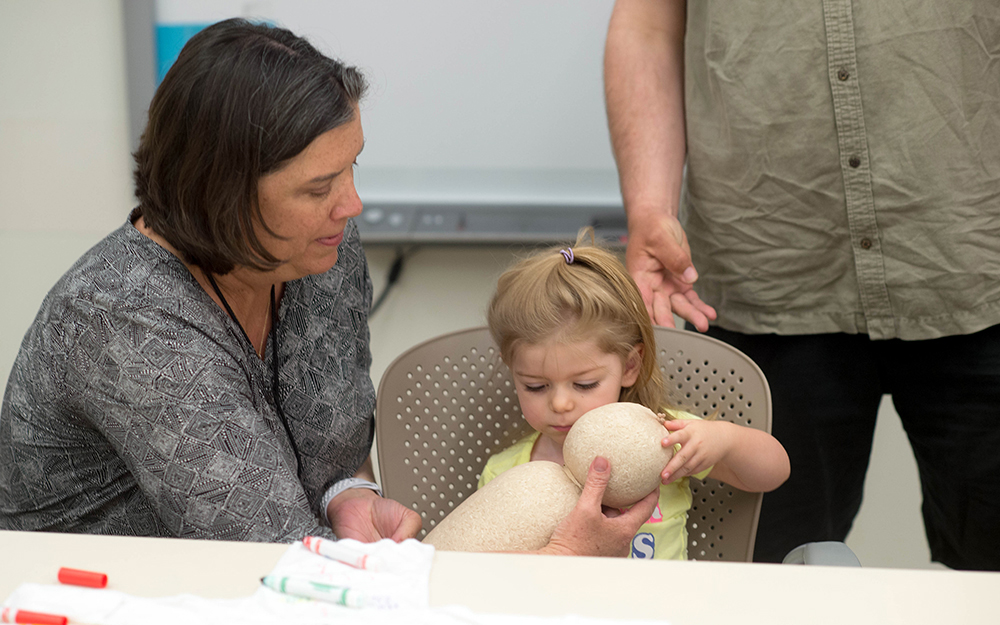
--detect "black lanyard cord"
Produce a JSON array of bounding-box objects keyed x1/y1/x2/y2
[{"x1": 206, "y1": 274, "x2": 303, "y2": 480}]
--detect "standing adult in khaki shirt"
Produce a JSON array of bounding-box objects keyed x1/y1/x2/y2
[{"x1": 605, "y1": 0, "x2": 1000, "y2": 569}]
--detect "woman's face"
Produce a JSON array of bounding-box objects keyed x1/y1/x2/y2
[{"x1": 255, "y1": 107, "x2": 365, "y2": 280}]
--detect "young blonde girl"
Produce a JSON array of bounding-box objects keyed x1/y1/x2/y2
[{"x1": 480, "y1": 230, "x2": 789, "y2": 560}]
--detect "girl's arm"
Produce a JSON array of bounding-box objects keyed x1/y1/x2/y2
[{"x1": 659, "y1": 420, "x2": 790, "y2": 492}]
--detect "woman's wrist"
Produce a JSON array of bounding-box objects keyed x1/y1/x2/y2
[{"x1": 321, "y1": 477, "x2": 383, "y2": 524}]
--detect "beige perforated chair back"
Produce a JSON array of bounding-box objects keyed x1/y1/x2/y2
[{"x1": 375, "y1": 325, "x2": 771, "y2": 562}]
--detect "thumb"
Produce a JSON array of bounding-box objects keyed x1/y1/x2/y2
[
  {"x1": 627, "y1": 218, "x2": 698, "y2": 284},
  {"x1": 660, "y1": 219, "x2": 698, "y2": 283},
  {"x1": 578, "y1": 456, "x2": 611, "y2": 507}
]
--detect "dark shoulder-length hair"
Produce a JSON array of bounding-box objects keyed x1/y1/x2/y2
[{"x1": 133, "y1": 18, "x2": 367, "y2": 274}]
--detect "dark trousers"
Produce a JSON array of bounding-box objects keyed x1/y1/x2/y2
[{"x1": 696, "y1": 323, "x2": 1000, "y2": 570}]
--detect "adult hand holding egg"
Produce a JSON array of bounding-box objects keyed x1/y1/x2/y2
[
  {"x1": 424, "y1": 403, "x2": 668, "y2": 556},
  {"x1": 540, "y1": 455, "x2": 659, "y2": 558}
]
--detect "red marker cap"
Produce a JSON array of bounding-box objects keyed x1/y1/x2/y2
[
  {"x1": 58, "y1": 566, "x2": 108, "y2": 588},
  {"x1": 9, "y1": 610, "x2": 68, "y2": 625}
]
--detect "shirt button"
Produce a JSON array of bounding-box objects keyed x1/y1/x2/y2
[
  {"x1": 837, "y1": 68, "x2": 850, "y2": 81},
  {"x1": 849, "y1": 156, "x2": 861, "y2": 168},
  {"x1": 860, "y1": 238, "x2": 873, "y2": 250}
]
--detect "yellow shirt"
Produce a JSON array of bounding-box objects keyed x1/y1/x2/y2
[{"x1": 478, "y1": 411, "x2": 711, "y2": 560}]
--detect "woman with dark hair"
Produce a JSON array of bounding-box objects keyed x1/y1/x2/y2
[
  {"x1": 0, "y1": 19, "x2": 653, "y2": 553},
  {"x1": 0, "y1": 18, "x2": 409, "y2": 543}
]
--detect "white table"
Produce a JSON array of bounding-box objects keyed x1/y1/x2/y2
[{"x1": 2, "y1": 530, "x2": 998, "y2": 624}]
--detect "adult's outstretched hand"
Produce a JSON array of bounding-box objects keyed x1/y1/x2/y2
[{"x1": 626, "y1": 213, "x2": 716, "y2": 331}]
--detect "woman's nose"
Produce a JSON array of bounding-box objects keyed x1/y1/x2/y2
[{"x1": 335, "y1": 175, "x2": 364, "y2": 220}]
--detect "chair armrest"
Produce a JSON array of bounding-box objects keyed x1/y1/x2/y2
[{"x1": 782, "y1": 541, "x2": 862, "y2": 567}]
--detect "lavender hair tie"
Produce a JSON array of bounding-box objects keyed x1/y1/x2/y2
[{"x1": 560, "y1": 248, "x2": 574, "y2": 264}]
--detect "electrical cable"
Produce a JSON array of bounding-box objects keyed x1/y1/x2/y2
[{"x1": 370, "y1": 246, "x2": 413, "y2": 316}]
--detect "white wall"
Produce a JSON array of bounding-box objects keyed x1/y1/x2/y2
[
  {"x1": 0, "y1": 0, "x2": 942, "y2": 570},
  {"x1": 0, "y1": 0, "x2": 133, "y2": 233},
  {"x1": 0, "y1": 0, "x2": 134, "y2": 391}
]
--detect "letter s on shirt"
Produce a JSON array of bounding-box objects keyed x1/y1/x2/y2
[{"x1": 631, "y1": 533, "x2": 656, "y2": 559}]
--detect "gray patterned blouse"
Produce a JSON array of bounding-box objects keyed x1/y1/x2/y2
[{"x1": 0, "y1": 214, "x2": 375, "y2": 542}]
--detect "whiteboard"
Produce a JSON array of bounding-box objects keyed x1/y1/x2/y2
[{"x1": 154, "y1": 0, "x2": 622, "y2": 207}]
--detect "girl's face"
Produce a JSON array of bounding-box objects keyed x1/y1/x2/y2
[{"x1": 510, "y1": 338, "x2": 641, "y2": 457}]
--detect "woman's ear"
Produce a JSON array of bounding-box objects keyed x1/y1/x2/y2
[{"x1": 621, "y1": 344, "x2": 643, "y2": 387}]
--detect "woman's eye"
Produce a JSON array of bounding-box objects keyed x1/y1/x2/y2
[{"x1": 309, "y1": 188, "x2": 331, "y2": 199}]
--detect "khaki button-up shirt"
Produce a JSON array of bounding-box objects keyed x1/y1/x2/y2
[{"x1": 682, "y1": 0, "x2": 1000, "y2": 340}]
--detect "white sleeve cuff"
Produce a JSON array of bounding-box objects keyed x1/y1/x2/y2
[{"x1": 320, "y1": 477, "x2": 384, "y2": 525}]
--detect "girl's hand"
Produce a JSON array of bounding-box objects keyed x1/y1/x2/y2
[{"x1": 659, "y1": 419, "x2": 736, "y2": 485}]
